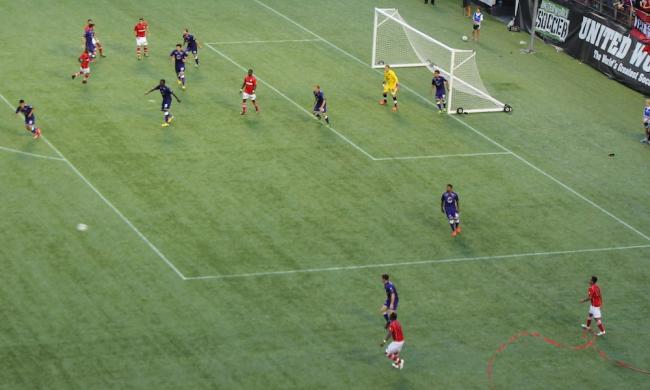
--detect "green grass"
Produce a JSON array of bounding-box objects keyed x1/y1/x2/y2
[{"x1": 1, "y1": 0, "x2": 649, "y2": 388}]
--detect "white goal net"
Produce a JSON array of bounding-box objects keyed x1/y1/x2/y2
[{"x1": 372, "y1": 8, "x2": 510, "y2": 114}]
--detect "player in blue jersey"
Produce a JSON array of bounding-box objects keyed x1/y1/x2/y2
[
  {"x1": 642, "y1": 99, "x2": 650, "y2": 144},
  {"x1": 380, "y1": 274, "x2": 399, "y2": 328},
  {"x1": 472, "y1": 8, "x2": 484, "y2": 42},
  {"x1": 83, "y1": 26, "x2": 96, "y2": 60},
  {"x1": 183, "y1": 29, "x2": 201, "y2": 67},
  {"x1": 145, "y1": 79, "x2": 181, "y2": 127},
  {"x1": 431, "y1": 70, "x2": 449, "y2": 113},
  {"x1": 170, "y1": 44, "x2": 188, "y2": 90},
  {"x1": 441, "y1": 184, "x2": 461, "y2": 236},
  {"x1": 312, "y1": 85, "x2": 330, "y2": 124},
  {"x1": 15, "y1": 100, "x2": 42, "y2": 139}
]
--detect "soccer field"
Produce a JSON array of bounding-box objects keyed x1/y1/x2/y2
[{"x1": 1, "y1": 0, "x2": 649, "y2": 388}]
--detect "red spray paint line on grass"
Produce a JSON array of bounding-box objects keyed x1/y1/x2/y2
[{"x1": 487, "y1": 330, "x2": 650, "y2": 389}]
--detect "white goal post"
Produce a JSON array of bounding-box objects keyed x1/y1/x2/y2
[{"x1": 372, "y1": 8, "x2": 511, "y2": 114}]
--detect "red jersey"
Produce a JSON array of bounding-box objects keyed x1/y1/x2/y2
[
  {"x1": 389, "y1": 320, "x2": 404, "y2": 342},
  {"x1": 79, "y1": 52, "x2": 90, "y2": 68},
  {"x1": 134, "y1": 22, "x2": 148, "y2": 37},
  {"x1": 243, "y1": 75, "x2": 257, "y2": 94},
  {"x1": 588, "y1": 284, "x2": 602, "y2": 307}
]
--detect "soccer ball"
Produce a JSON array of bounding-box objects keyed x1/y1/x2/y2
[{"x1": 462, "y1": 35, "x2": 469, "y2": 41}]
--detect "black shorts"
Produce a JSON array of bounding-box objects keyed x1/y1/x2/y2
[
  {"x1": 473, "y1": 24, "x2": 480, "y2": 30},
  {"x1": 463, "y1": 0, "x2": 471, "y2": 6}
]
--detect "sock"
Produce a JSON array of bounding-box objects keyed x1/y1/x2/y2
[
  {"x1": 586, "y1": 318, "x2": 592, "y2": 327},
  {"x1": 181, "y1": 75, "x2": 185, "y2": 86},
  {"x1": 392, "y1": 96, "x2": 397, "y2": 106},
  {"x1": 383, "y1": 313, "x2": 389, "y2": 323},
  {"x1": 136, "y1": 47, "x2": 141, "y2": 57},
  {"x1": 597, "y1": 319, "x2": 605, "y2": 332},
  {"x1": 195, "y1": 58, "x2": 199, "y2": 65},
  {"x1": 315, "y1": 113, "x2": 321, "y2": 119},
  {"x1": 324, "y1": 115, "x2": 329, "y2": 124},
  {"x1": 449, "y1": 223, "x2": 455, "y2": 232},
  {"x1": 254, "y1": 103, "x2": 259, "y2": 112},
  {"x1": 164, "y1": 113, "x2": 170, "y2": 122},
  {"x1": 383, "y1": 93, "x2": 387, "y2": 103},
  {"x1": 386, "y1": 353, "x2": 395, "y2": 360},
  {"x1": 144, "y1": 46, "x2": 149, "y2": 55},
  {"x1": 437, "y1": 103, "x2": 442, "y2": 110},
  {"x1": 242, "y1": 103, "x2": 247, "y2": 113}
]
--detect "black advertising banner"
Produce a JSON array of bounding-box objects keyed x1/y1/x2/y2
[{"x1": 516, "y1": 0, "x2": 650, "y2": 94}]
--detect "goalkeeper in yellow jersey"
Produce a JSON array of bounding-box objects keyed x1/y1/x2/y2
[{"x1": 380, "y1": 65, "x2": 399, "y2": 112}]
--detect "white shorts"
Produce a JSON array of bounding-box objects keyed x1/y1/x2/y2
[
  {"x1": 589, "y1": 305, "x2": 602, "y2": 318},
  {"x1": 136, "y1": 37, "x2": 148, "y2": 46},
  {"x1": 385, "y1": 341, "x2": 404, "y2": 355},
  {"x1": 242, "y1": 92, "x2": 256, "y2": 100},
  {"x1": 79, "y1": 67, "x2": 90, "y2": 74},
  {"x1": 91, "y1": 38, "x2": 97, "y2": 45}
]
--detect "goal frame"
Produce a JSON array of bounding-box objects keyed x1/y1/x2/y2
[{"x1": 371, "y1": 8, "x2": 509, "y2": 114}]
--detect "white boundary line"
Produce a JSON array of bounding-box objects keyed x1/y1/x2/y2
[
  {"x1": 205, "y1": 43, "x2": 376, "y2": 160},
  {"x1": 373, "y1": 151, "x2": 511, "y2": 161},
  {"x1": 0, "y1": 92, "x2": 186, "y2": 280},
  {"x1": 0, "y1": 145, "x2": 64, "y2": 161},
  {"x1": 253, "y1": 0, "x2": 650, "y2": 243},
  {"x1": 205, "y1": 38, "x2": 321, "y2": 45},
  {"x1": 184, "y1": 244, "x2": 650, "y2": 280}
]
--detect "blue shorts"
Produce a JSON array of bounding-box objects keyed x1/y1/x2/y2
[
  {"x1": 161, "y1": 99, "x2": 172, "y2": 111},
  {"x1": 435, "y1": 91, "x2": 446, "y2": 100},
  {"x1": 313, "y1": 103, "x2": 327, "y2": 113},
  {"x1": 86, "y1": 43, "x2": 96, "y2": 53},
  {"x1": 384, "y1": 299, "x2": 399, "y2": 310},
  {"x1": 25, "y1": 116, "x2": 35, "y2": 125},
  {"x1": 175, "y1": 64, "x2": 185, "y2": 74},
  {"x1": 187, "y1": 45, "x2": 198, "y2": 54},
  {"x1": 446, "y1": 209, "x2": 459, "y2": 220}
]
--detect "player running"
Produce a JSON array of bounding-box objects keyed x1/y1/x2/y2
[
  {"x1": 15, "y1": 100, "x2": 42, "y2": 139},
  {"x1": 431, "y1": 70, "x2": 449, "y2": 113},
  {"x1": 441, "y1": 184, "x2": 461, "y2": 237},
  {"x1": 183, "y1": 29, "x2": 201, "y2": 67},
  {"x1": 170, "y1": 44, "x2": 187, "y2": 90},
  {"x1": 472, "y1": 8, "x2": 484, "y2": 42},
  {"x1": 380, "y1": 312, "x2": 405, "y2": 370},
  {"x1": 145, "y1": 79, "x2": 181, "y2": 127},
  {"x1": 380, "y1": 274, "x2": 399, "y2": 328},
  {"x1": 312, "y1": 85, "x2": 330, "y2": 124},
  {"x1": 82, "y1": 24, "x2": 96, "y2": 60},
  {"x1": 134, "y1": 17, "x2": 149, "y2": 60},
  {"x1": 84, "y1": 19, "x2": 105, "y2": 58},
  {"x1": 71, "y1": 50, "x2": 92, "y2": 84},
  {"x1": 380, "y1": 64, "x2": 399, "y2": 112},
  {"x1": 580, "y1": 275, "x2": 606, "y2": 336},
  {"x1": 641, "y1": 99, "x2": 650, "y2": 144},
  {"x1": 240, "y1": 68, "x2": 259, "y2": 115}
]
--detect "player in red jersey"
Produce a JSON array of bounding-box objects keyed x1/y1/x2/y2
[
  {"x1": 580, "y1": 275, "x2": 606, "y2": 336},
  {"x1": 240, "y1": 68, "x2": 259, "y2": 115},
  {"x1": 134, "y1": 17, "x2": 149, "y2": 60},
  {"x1": 84, "y1": 19, "x2": 105, "y2": 58},
  {"x1": 379, "y1": 312, "x2": 405, "y2": 369},
  {"x1": 71, "y1": 50, "x2": 92, "y2": 84}
]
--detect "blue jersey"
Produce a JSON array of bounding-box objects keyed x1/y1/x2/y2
[
  {"x1": 384, "y1": 281, "x2": 399, "y2": 309},
  {"x1": 170, "y1": 49, "x2": 187, "y2": 71},
  {"x1": 442, "y1": 191, "x2": 459, "y2": 213},
  {"x1": 313, "y1": 90, "x2": 327, "y2": 112},
  {"x1": 184, "y1": 34, "x2": 198, "y2": 51},
  {"x1": 432, "y1": 75, "x2": 447, "y2": 97},
  {"x1": 84, "y1": 30, "x2": 95, "y2": 51},
  {"x1": 644, "y1": 106, "x2": 650, "y2": 122},
  {"x1": 473, "y1": 12, "x2": 483, "y2": 25},
  {"x1": 16, "y1": 104, "x2": 34, "y2": 119}
]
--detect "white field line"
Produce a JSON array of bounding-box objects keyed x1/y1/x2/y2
[
  {"x1": 205, "y1": 43, "x2": 376, "y2": 160},
  {"x1": 205, "y1": 38, "x2": 321, "y2": 45},
  {"x1": 184, "y1": 244, "x2": 650, "y2": 280},
  {"x1": 0, "y1": 145, "x2": 64, "y2": 161},
  {"x1": 253, "y1": 0, "x2": 650, "y2": 243},
  {"x1": 0, "y1": 92, "x2": 187, "y2": 280},
  {"x1": 373, "y1": 151, "x2": 511, "y2": 161}
]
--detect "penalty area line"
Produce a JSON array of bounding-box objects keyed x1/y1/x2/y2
[
  {"x1": 0, "y1": 145, "x2": 65, "y2": 161},
  {"x1": 183, "y1": 244, "x2": 650, "y2": 280},
  {"x1": 373, "y1": 151, "x2": 512, "y2": 161},
  {"x1": 205, "y1": 38, "x2": 322, "y2": 45}
]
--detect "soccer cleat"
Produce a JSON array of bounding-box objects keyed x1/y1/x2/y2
[
  {"x1": 181, "y1": 85, "x2": 186, "y2": 90},
  {"x1": 399, "y1": 359, "x2": 404, "y2": 370},
  {"x1": 177, "y1": 80, "x2": 182, "y2": 85},
  {"x1": 33, "y1": 129, "x2": 41, "y2": 139},
  {"x1": 596, "y1": 331, "x2": 606, "y2": 336},
  {"x1": 455, "y1": 226, "x2": 462, "y2": 234},
  {"x1": 161, "y1": 122, "x2": 170, "y2": 127},
  {"x1": 392, "y1": 362, "x2": 399, "y2": 369},
  {"x1": 325, "y1": 117, "x2": 330, "y2": 125},
  {"x1": 451, "y1": 231, "x2": 457, "y2": 237},
  {"x1": 379, "y1": 100, "x2": 387, "y2": 105},
  {"x1": 167, "y1": 116, "x2": 174, "y2": 124},
  {"x1": 240, "y1": 111, "x2": 246, "y2": 115},
  {"x1": 641, "y1": 138, "x2": 648, "y2": 143},
  {"x1": 195, "y1": 63, "x2": 199, "y2": 68},
  {"x1": 71, "y1": 74, "x2": 76, "y2": 80},
  {"x1": 581, "y1": 324, "x2": 590, "y2": 330},
  {"x1": 392, "y1": 106, "x2": 398, "y2": 112},
  {"x1": 82, "y1": 80, "x2": 87, "y2": 84}
]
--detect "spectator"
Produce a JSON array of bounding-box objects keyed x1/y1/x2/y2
[
  {"x1": 424, "y1": 0, "x2": 435, "y2": 5},
  {"x1": 641, "y1": 99, "x2": 650, "y2": 144},
  {"x1": 472, "y1": 7, "x2": 484, "y2": 41},
  {"x1": 640, "y1": 0, "x2": 650, "y2": 12},
  {"x1": 463, "y1": 0, "x2": 472, "y2": 17}
]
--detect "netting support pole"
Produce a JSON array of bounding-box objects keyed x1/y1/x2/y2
[
  {"x1": 371, "y1": 8, "x2": 379, "y2": 66},
  {"x1": 447, "y1": 50, "x2": 456, "y2": 114},
  {"x1": 522, "y1": 0, "x2": 539, "y2": 54}
]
